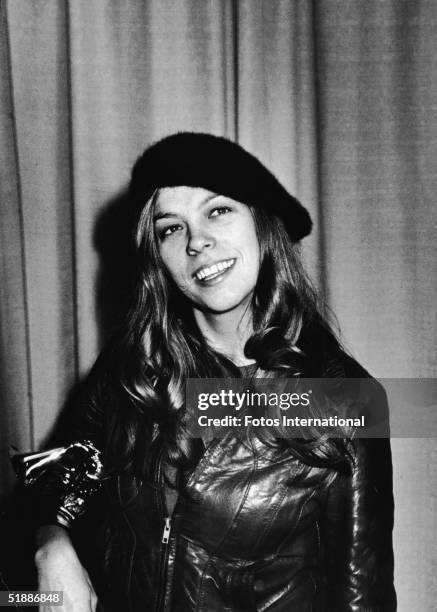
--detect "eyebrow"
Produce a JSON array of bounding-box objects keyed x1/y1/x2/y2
[
  {"x1": 154, "y1": 212, "x2": 178, "y2": 222},
  {"x1": 153, "y1": 193, "x2": 221, "y2": 222}
]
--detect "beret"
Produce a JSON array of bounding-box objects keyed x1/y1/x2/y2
[{"x1": 130, "y1": 132, "x2": 312, "y2": 242}]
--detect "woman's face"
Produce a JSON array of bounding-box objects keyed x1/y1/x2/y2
[{"x1": 154, "y1": 186, "x2": 260, "y2": 316}]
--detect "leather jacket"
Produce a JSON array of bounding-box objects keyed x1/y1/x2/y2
[{"x1": 34, "y1": 351, "x2": 397, "y2": 612}]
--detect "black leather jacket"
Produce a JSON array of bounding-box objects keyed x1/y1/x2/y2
[{"x1": 37, "y1": 352, "x2": 397, "y2": 612}]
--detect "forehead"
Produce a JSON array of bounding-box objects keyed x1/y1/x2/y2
[{"x1": 154, "y1": 186, "x2": 219, "y2": 215}]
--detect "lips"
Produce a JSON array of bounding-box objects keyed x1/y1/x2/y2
[{"x1": 193, "y1": 258, "x2": 235, "y2": 282}]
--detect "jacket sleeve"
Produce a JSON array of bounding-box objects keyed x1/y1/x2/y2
[{"x1": 321, "y1": 386, "x2": 397, "y2": 610}]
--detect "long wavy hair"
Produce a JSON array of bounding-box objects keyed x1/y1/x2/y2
[{"x1": 103, "y1": 188, "x2": 353, "y2": 489}]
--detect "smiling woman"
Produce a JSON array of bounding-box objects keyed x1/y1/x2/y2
[
  {"x1": 30, "y1": 133, "x2": 396, "y2": 611},
  {"x1": 153, "y1": 187, "x2": 260, "y2": 361}
]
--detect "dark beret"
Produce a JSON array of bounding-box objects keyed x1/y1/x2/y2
[{"x1": 130, "y1": 132, "x2": 312, "y2": 242}]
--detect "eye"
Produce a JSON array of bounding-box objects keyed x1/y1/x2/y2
[
  {"x1": 159, "y1": 223, "x2": 183, "y2": 239},
  {"x1": 209, "y1": 206, "x2": 232, "y2": 217}
]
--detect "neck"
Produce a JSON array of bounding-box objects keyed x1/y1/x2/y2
[{"x1": 193, "y1": 306, "x2": 255, "y2": 366}]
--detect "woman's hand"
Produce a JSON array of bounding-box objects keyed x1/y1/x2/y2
[{"x1": 35, "y1": 525, "x2": 97, "y2": 612}]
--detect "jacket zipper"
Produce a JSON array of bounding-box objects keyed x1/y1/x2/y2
[
  {"x1": 154, "y1": 443, "x2": 177, "y2": 612},
  {"x1": 156, "y1": 517, "x2": 171, "y2": 612},
  {"x1": 162, "y1": 517, "x2": 172, "y2": 543}
]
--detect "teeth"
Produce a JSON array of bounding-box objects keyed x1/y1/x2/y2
[{"x1": 196, "y1": 259, "x2": 234, "y2": 280}]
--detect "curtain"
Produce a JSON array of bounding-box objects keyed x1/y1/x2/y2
[{"x1": 1, "y1": 1, "x2": 436, "y2": 608}]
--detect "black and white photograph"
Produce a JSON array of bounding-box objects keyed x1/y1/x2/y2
[{"x1": 0, "y1": 1, "x2": 436, "y2": 610}]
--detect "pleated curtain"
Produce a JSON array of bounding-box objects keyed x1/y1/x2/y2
[{"x1": 1, "y1": 1, "x2": 436, "y2": 608}]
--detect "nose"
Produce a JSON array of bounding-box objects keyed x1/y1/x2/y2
[{"x1": 186, "y1": 224, "x2": 215, "y2": 256}]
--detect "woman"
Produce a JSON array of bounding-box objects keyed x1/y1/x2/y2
[{"x1": 33, "y1": 133, "x2": 396, "y2": 611}]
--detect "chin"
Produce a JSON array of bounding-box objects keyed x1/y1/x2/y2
[{"x1": 203, "y1": 304, "x2": 243, "y2": 315}]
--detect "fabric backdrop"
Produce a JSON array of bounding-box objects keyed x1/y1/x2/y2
[{"x1": 1, "y1": 1, "x2": 436, "y2": 609}]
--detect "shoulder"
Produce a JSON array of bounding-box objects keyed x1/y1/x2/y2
[
  {"x1": 325, "y1": 348, "x2": 391, "y2": 440},
  {"x1": 80, "y1": 340, "x2": 129, "y2": 406}
]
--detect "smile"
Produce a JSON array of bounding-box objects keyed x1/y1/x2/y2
[{"x1": 194, "y1": 259, "x2": 236, "y2": 282}]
